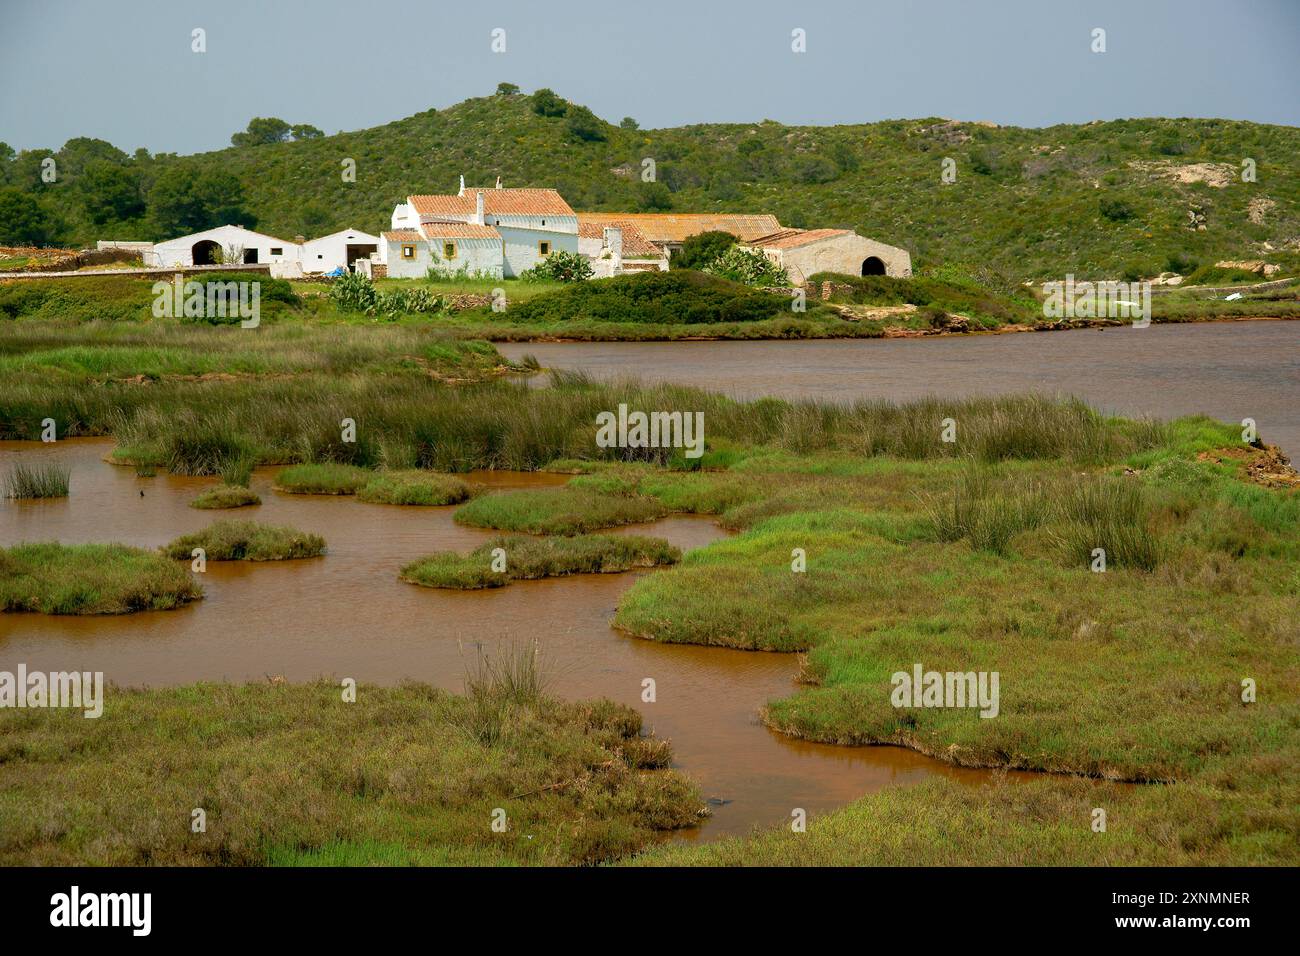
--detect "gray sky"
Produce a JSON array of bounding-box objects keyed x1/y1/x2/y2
[{"x1": 2, "y1": 0, "x2": 1297, "y2": 155}]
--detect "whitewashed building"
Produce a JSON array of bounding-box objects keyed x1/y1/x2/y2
[
  {"x1": 380, "y1": 222, "x2": 504, "y2": 279},
  {"x1": 383, "y1": 178, "x2": 578, "y2": 279},
  {"x1": 299, "y1": 228, "x2": 380, "y2": 273},
  {"x1": 577, "y1": 217, "x2": 668, "y2": 276},
  {"x1": 146, "y1": 224, "x2": 299, "y2": 269}
]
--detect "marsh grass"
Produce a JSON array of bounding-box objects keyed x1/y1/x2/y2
[
  {"x1": 0, "y1": 542, "x2": 202, "y2": 614},
  {"x1": 274, "y1": 463, "x2": 370, "y2": 495},
  {"x1": 453, "y1": 487, "x2": 668, "y2": 535},
  {"x1": 0, "y1": 679, "x2": 701, "y2": 865},
  {"x1": 401, "y1": 534, "x2": 680, "y2": 589},
  {"x1": 162, "y1": 520, "x2": 325, "y2": 561},
  {"x1": 2, "y1": 320, "x2": 1177, "y2": 475},
  {"x1": 190, "y1": 485, "x2": 261, "y2": 510},
  {"x1": 924, "y1": 465, "x2": 1168, "y2": 569},
  {"x1": 219, "y1": 455, "x2": 254, "y2": 488},
  {"x1": 5, "y1": 462, "x2": 70, "y2": 499},
  {"x1": 356, "y1": 470, "x2": 471, "y2": 506}
]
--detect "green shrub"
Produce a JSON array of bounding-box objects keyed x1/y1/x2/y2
[
  {"x1": 1099, "y1": 197, "x2": 1136, "y2": 222},
  {"x1": 672, "y1": 231, "x2": 737, "y2": 271},
  {"x1": 702, "y1": 246, "x2": 790, "y2": 288},
  {"x1": 327, "y1": 271, "x2": 379, "y2": 312},
  {"x1": 530, "y1": 88, "x2": 568, "y2": 117},
  {"x1": 508, "y1": 270, "x2": 790, "y2": 325},
  {"x1": 519, "y1": 249, "x2": 593, "y2": 283}
]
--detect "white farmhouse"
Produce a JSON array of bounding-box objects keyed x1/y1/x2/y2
[
  {"x1": 299, "y1": 228, "x2": 380, "y2": 274},
  {"x1": 381, "y1": 178, "x2": 578, "y2": 279},
  {"x1": 146, "y1": 224, "x2": 299, "y2": 269}
]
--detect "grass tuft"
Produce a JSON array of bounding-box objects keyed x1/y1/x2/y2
[
  {"x1": 401, "y1": 534, "x2": 680, "y2": 589},
  {"x1": 0, "y1": 542, "x2": 202, "y2": 614},
  {"x1": 161, "y1": 520, "x2": 325, "y2": 561},
  {"x1": 5, "y1": 462, "x2": 70, "y2": 499},
  {"x1": 454, "y1": 487, "x2": 668, "y2": 535}
]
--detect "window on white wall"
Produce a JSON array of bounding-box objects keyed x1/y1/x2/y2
[
  {"x1": 401, "y1": 245, "x2": 415, "y2": 260},
  {"x1": 443, "y1": 242, "x2": 457, "y2": 259},
  {"x1": 538, "y1": 241, "x2": 551, "y2": 255},
  {"x1": 270, "y1": 247, "x2": 283, "y2": 256}
]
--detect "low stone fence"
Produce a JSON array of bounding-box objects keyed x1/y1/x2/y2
[
  {"x1": 820, "y1": 280, "x2": 857, "y2": 300},
  {"x1": 0, "y1": 263, "x2": 271, "y2": 282},
  {"x1": 5, "y1": 246, "x2": 143, "y2": 273}
]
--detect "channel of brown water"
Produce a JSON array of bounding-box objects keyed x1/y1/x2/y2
[
  {"x1": 500, "y1": 320, "x2": 1300, "y2": 457},
  {"x1": 0, "y1": 439, "x2": 1016, "y2": 840}
]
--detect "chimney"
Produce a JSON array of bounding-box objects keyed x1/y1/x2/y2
[
  {"x1": 605, "y1": 226, "x2": 623, "y2": 271},
  {"x1": 294, "y1": 234, "x2": 305, "y2": 244},
  {"x1": 475, "y1": 191, "x2": 485, "y2": 225},
  {"x1": 458, "y1": 175, "x2": 465, "y2": 197}
]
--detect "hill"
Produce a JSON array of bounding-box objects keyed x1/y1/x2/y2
[{"x1": 3, "y1": 89, "x2": 1299, "y2": 281}]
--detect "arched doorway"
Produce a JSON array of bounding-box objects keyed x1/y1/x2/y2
[
  {"x1": 861, "y1": 256, "x2": 886, "y2": 276},
  {"x1": 192, "y1": 239, "x2": 220, "y2": 265}
]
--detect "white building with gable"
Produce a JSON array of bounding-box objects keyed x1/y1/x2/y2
[{"x1": 381, "y1": 177, "x2": 579, "y2": 279}]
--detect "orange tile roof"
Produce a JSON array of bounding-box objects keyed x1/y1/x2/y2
[
  {"x1": 747, "y1": 228, "x2": 855, "y2": 250},
  {"x1": 409, "y1": 189, "x2": 575, "y2": 218},
  {"x1": 578, "y1": 212, "x2": 782, "y2": 244},
  {"x1": 576, "y1": 216, "x2": 663, "y2": 258},
  {"x1": 420, "y1": 222, "x2": 501, "y2": 239},
  {"x1": 382, "y1": 230, "x2": 422, "y2": 242}
]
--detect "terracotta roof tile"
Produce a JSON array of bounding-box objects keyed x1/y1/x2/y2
[
  {"x1": 576, "y1": 216, "x2": 663, "y2": 258},
  {"x1": 382, "y1": 230, "x2": 422, "y2": 242},
  {"x1": 747, "y1": 228, "x2": 854, "y2": 250},
  {"x1": 420, "y1": 222, "x2": 501, "y2": 239},
  {"x1": 409, "y1": 189, "x2": 575, "y2": 218},
  {"x1": 578, "y1": 212, "x2": 782, "y2": 244}
]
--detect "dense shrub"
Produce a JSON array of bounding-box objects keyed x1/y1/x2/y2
[
  {"x1": 807, "y1": 271, "x2": 1038, "y2": 326},
  {"x1": 507, "y1": 270, "x2": 790, "y2": 325},
  {"x1": 672, "y1": 231, "x2": 737, "y2": 271},
  {"x1": 328, "y1": 273, "x2": 441, "y2": 316},
  {"x1": 702, "y1": 246, "x2": 790, "y2": 288},
  {"x1": 519, "y1": 249, "x2": 593, "y2": 283}
]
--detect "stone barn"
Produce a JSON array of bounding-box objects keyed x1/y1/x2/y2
[{"x1": 743, "y1": 229, "x2": 911, "y2": 285}]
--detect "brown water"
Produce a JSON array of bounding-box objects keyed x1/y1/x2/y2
[
  {"x1": 500, "y1": 320, "x2": 1300, "y2": 456},
  {"x1": 0, "y1": 439, "x2": 1013, "y2": 840}
]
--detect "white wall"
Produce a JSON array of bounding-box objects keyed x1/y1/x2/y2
[
  {"x1": 300, "y1": 229, "x2": 379, "y2": 273},
  {"x1": 425, "y1": 236, "x2": 503, "y2": 278},
  {"x1": 148, "y1": 225, "x2": 299, "y2": 268},
  {"x1": 498, "y1": 227, "x2": 577, "y2": 278},
  {"x1": 383, "y1": 237, "x2": 435, "y2": 278}
]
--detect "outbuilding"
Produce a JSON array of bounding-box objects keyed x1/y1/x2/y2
[
  {"x1": 146, "y1": 225, "x2": 299, "y2": 269},
  {"x1": 742, "y1": 229, "x2": 912, "y2": 284},
  {"x1": 299, "y1": 228, "x2": 380, "y2": 273}
]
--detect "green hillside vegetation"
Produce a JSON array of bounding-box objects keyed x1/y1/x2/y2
[{"x1": 4, "y1": 90, "x2": 1299, "y2": 281}]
